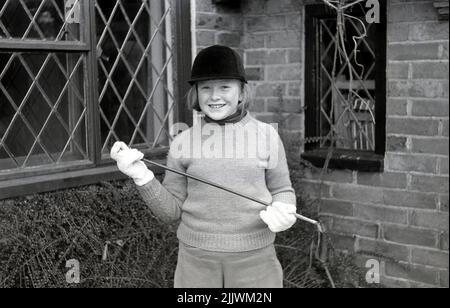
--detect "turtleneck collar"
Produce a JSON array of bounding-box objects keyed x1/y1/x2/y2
[{"x1": 203, "y1": 109, "x2": 248, "y2": 126}]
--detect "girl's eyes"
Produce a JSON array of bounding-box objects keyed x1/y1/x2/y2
[{"x1": 200, "y1": 85, "x2": 231, "y2": 91}]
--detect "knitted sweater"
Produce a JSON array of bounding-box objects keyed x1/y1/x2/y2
[{"x1": 137, "y1": 112, "x2": 296, "y2": 252}]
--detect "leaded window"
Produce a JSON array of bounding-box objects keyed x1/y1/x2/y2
[
  {"x1": 303, "y1": 2, "x2": 387, "y2": 171},
  {"x1": 0, "y1": 0, "x2": 190, "y2": 195}
]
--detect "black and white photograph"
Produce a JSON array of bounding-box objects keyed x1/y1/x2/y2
[{"x1": 0, "y1": 0, "x2": 448, "y2": 291}]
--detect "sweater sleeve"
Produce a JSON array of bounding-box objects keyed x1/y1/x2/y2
[
  {"x1": 265, "y1": 127, "x2": 297, "y2": 206},
  {"x1": 136, "y1": 141, "x2": 188, "y2": 222}
]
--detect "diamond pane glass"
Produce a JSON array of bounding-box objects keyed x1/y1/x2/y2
[
  {"x1": 0, "y1": 0, "x2": 84, "y2": 41},
  {"x1": 96, "y1": 0, "x2": 175, "y2": 154},
  {"x1": 319, "y1": 14, "x2": 377, "y2": 151},
  {"x1": 0, "y1": 51, "x2": 88, "y2": 172}
]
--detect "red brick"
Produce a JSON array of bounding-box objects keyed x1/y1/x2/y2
[
  {"x1": 303, "y1": 169, "x2": 353, "y2": 183},
  {"x1": 242, "y1": 33, "x2": 265, "y2": 49},
  {"x1": 387, "y1": 136, "x2": 408, "y2": 152},
  {"x1": 388, "y1": 80, "x2": 449, "y2": 98},
  {"x1": 388, "y1": 62, "x2": 409, "y2": 79},
  {"x1": 245, "y1": 16, "x2": 285, "y2": 32},
  {"x1": 383, "y1": 224, "x2": 438, "y2": 248},
  {"x1": 266, "y1": 31, "x2": 301, "y2": 48},
  {"x1": 380, "y1": 276, "x2": 413, "y2": 288},
  {"x1": 357, "y1": 238, "x2": 410, "y2": 262},
  {"x1": 288, "y1": 83, "x2": 301, "y2": 96},
  {"x1": 255, "y1": 83, "x2": 286, "y2": 97},
  {"x1": 440, "y1": 270, "x2": 449, "y2": 287},
  {"x1": 288, "y1": 49, "x2": 301, "y2": 63},
  {"x1": 409, "y1": 210, "x2": 449, "y2": 230},
  {"x1": 265, "y1": 0, "x2": 302, "y2": 14},
  {"x1": 286, "y1": 14, "x2": 301, "y2": 30},
  {"x1": 440, "y1": 231, "x2": 449, "y2": 251},
  {"x1": 412, "y1": 62, "x2": 449, "y2": 79},
  {"x1": 410, "y1": 22, "x2": 449, "y2": 41},
  {"x1": 387, "y1": 23, "x2": 409, "y2": 43},
  {"x1": 383, "y1": 190, "x2": 437, "y2": 210},
  {"x1": 217, "y1": 32, "x2": 240, "y2": 47},
  {"x1": 413, "y1": 80, "x2": 449, "y2": 98},
  {"x1": 246, "y1": 50, "x2": 265, "y2": 65},
  {"x1": 329, "y1": 217, "x2": 379, "y2": 238},
  {"x1": 246, "y1": 50, "x2": 287, "y2": 65},
  {"x1": 440, "y1": 158, "x2": 449, "y2": 175},
  {"x1": 386, "y1": 99, "x2": 407, "y2": 116},
  {"x1": 196, "y1": 31, "x2": 215, "y2": 46},
  {"x1": 387, "y1": 118, "x2": 440, "y2": 136},
  {"x1": 196, "y1": 13, "x2": 236, "y2": 30},
  {"x1": 332, "y1": 184, "x2": 385, "y2": 204},
  {"x1": 440, "y1": 194, "x2": 449, "y2": 212},
  {"x1": 443, "y1": 120, "x2": 449, "y2": 137},
  {"x1": 196, "y1": 0, "x2": 215, "y2": 12},
  {"x1": 385, "y1": 262, "x2": 439, "y2": 285},
  {"x1": 411, "y1": 137, "x2": 449, "y2": 155},
  {"x1": 381, "y1": 276, "x2": 436, "y2": 288},
  {"x1": 267, "y1": 98, "x2": 302, "y2": 113},
  {"x1": 388, "y1": 3, "x2": 439, "y2": 22},
  {"x1": 296, "y1": 180, "x2": 332, "y2": 198},
  {"x1": 441, "y1": 42, "x2": 449, "y2": 60},
  {"x1": 410, "y1": 175, "x2": 449, "y2": 194},
  {"x1": 411, "y1": 100, "x2": 449, "y2": 117},
  {"x1": 245, "y1": 67, "x2": 264, "y2": 81},
  {"x1": 354, "y1": 204, "x2": 408, "y2": 224},
  {"x1": 267, "y1": 65, "x2": 301, "y2": 80},
  {"x1": 241, "y1": 1, "x2": 265, "y2": 15},
  {"x1": 357, "y1": 172, "x2": 407, "y2": 189},
  {"x1": 389, "y1": 43, "x2": 440, "y2": 61},
  {"x1": 283, "y1": 113, "x2": 303, "y2": 130},
  {"x1": 320, "y1": 199, "x2": 354, "y2": 217},
  {"x1": 248, "y1": 98, "x2": 265, "y2": 112},
  {"x1": 411, "y1": 248, "x2": 449, "y2": 269},
  {"x1": 386, "y1": 153, "x2": 437, "y2": 173}
]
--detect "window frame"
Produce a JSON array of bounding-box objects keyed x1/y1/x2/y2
[
  {"x1": 0, "y1": 0, "x2": 192, "y2": 200},
  {"x1": 302, "y1": 2, "x2": 387, "y2": 172}
]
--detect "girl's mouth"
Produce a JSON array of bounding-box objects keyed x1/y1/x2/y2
[{"x1": 208, "y1": 104, "x2": 226, "y2": 110}]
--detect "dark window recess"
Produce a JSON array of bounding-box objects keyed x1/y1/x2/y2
[{"x1": 303, "y1": 2, "x2": 387, "y2": 172}]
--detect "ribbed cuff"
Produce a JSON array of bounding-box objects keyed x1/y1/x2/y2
[{"x1": 272, "y1": 191, "x2": 296, "y2": 205}]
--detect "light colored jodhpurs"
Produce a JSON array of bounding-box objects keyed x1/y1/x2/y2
[{"x1": 174, "y1": 242, "x2": 283, "y2": 288}]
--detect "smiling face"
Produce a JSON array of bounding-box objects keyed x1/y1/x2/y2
[{"x1": 197, "y1": 79, "x2": 243, "y2": 121}]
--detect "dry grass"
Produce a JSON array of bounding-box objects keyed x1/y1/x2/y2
[{"x1": 0, "y1": 146, "x2": 371, "y2": 287}]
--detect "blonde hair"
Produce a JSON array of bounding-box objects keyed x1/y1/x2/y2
[{"x1": 186, "y1": 81, "x2": 252, "y2": 115}]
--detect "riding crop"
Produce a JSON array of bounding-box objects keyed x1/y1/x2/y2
[{"x1": 142, "y1": 158, "x2": 325, "y2": 234}]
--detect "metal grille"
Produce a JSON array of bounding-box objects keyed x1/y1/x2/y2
[
  {"x1": 319, "y1": 16, "x2": 376, "y2": 151},
  {"x1": 0, "y1": 0, "x2": 83, "y2": 41},
  {"x1": 96, "y1": 0, "x2": 175, "y2": 154},
  {"x1": 0, "y1": 51, "x2": 88, "y2": 170}
]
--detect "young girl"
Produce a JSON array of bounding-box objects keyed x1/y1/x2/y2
[{"x1": 110, "y1": 45, "x2": 297, "y2": 288}]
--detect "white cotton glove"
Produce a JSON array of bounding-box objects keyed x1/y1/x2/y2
[
  {"x1": 110, "y1": 141, "x2": 154, "y2": 186},
  {"x1": 260, "y1": 201, "x2": 297, "y2": 233}
]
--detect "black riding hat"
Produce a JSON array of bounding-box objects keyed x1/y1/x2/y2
[{"x1": 189, "y1": 45, "x2": 247, "y2": 85}]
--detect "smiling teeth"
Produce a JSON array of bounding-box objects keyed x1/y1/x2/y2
[{"x1": 209, "y1": 104, "x2": 225, "y2": 109}]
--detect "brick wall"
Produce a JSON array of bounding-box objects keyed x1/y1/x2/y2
[
  {"x1": 194, "y1": 0, "x2": 304, "y2": 133},
  {"x1": 193, "y1": 0, "x2": 449, "y2": 287}
]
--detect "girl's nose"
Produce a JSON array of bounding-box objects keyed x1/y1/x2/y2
[{"x1": 210, "y1": 87, "x2": 220, "y2": 100}]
